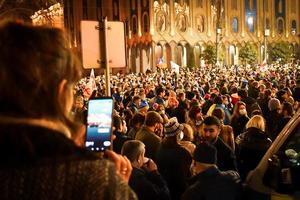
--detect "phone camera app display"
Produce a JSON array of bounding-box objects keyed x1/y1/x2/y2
[{"x1": 85, "y1": 98, "x2": 113, "y2": 151}]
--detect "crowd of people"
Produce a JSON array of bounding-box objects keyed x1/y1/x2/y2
[
  {"x1": 72, "y1": 55, "x2": 300, "y2": 199},
  {"x1": 1, "y1": 20, "x2": 300, "y2": 200}
]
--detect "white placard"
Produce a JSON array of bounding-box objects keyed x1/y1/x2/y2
[{"x1": 81, "y1": 20, "x2": 126, "y2": 69}]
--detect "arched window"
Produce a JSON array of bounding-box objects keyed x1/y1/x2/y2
[
  {"x1": 143, "y1": 13, "x2": 149, "y2": 33},
  {"x1": 247, "y1": 16, "x2": 255, "y2": 32},
  {"x1": 132, "y1": 15, "x2": 137, "y2": 34},
  {"x1": 277, "y1": 18, "x2": 284, "y2": 34},
  {"x1": 232, "y1": 17, "x2": 238, "y2": 32},
  {"x1": 291, "y1": 20, "x2": 297, "y2": 34}
]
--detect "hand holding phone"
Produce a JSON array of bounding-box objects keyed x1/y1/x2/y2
[{"x1": 85, "y1": 97, "x2": 113, "y2": 152}]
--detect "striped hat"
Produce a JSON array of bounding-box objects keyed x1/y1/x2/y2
[{"x1": 164, "y1": 117, "x2": 184, "y2": 137}]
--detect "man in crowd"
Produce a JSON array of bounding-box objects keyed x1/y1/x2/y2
[
  {"x1": 201, "y1": 116, "x2": 238, "y2": 171},
  {"x1": 182, "y1": 142, "x2": 242, "y2": 200},
  {"x1": 135, "y1": 111, "x2": 163, "y2": 161}
]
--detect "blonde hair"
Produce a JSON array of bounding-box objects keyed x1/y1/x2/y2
[{"x1": 246, "y1": 115, "x2": 265, "y2": 132}]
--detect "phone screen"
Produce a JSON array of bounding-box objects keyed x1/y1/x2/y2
[{"x1": 85, "y1": 97, "x2": 113, "y2": 152}]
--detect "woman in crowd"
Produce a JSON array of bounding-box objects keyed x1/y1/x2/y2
[
  {"x1": 0, "y1": 21, "x2": 136, "y2": 199},
  {"x1": 235, "y1": 115, "x2": 272, "y2": 180},
  {"x1": 230, "y1": 101, "x2": 250, "y2": 138},
  {"x1": 179, "y1": 123, "x2": 196, "y2": 155}
]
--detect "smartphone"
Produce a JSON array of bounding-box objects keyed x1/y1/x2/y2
[{"x1": 85, "y1": 97, "x2": 113, "y2": 152}]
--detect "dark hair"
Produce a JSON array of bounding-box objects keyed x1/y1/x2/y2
[
  {"x1": 203, "y1": 116, "x2": 221, "y2": 128},
  {"x1": 156, "y1": 87, "x2": 165, "y2": 96},
  {"x1": 145, "y1": 111, "x2": 163, "y2": 126},
  {"x1": 132, "y1": 96, "x2": 141, "y2": 102},
  {"x1": 213, "y1": 96, "x2": 223, "y2": 104},
  {"x1": 129, "y1": 113, "x2": 145, "y2": 128},
  {"x1": 113, "y1": 115, "x2": 122, "y2": 131},
  {"x1": 0, "y1": 21, "x2": 81, "y2": 131},
  {"x1": 238, "y1": 89, "x2": 248, "y2": 98},
  {"x1": 188, "y1": 105, "x2": 201, "y2": 120},
  {"x1": 211, "y1": 108, "x2": 225, "y2": 121}
]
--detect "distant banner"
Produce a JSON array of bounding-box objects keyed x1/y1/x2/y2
[{"x1": 170, "y1": 61, "x2": 180, "y2": 74}]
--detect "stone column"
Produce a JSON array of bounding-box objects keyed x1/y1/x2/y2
[
  {"x1": 170, "y1": 0, "x2": 175, "y2": 36},
  {"x1": 241, "y1": 0, "x2": 245, "y2": 37},
  {"x1": 271, "y1": 0, "x2": 275, "y2": 37},
  {"x1": 285, "y1": 0, "x2": 289, "y2": 38},
  {"x1": 137, "y1": 0, "x2": 142, "y2": 36},
  {"x1": 189, "y1": 0, "x2": 193, "y2": 34},
  {"x1": 149, "y1": 0, "x2": 154, "y2": 34},
  {"x1": 224, "y1": 0, "x2": 229, "y2": 37},
  {"x1": 207, "y1": 0, "x2": 212, "y2": 37},
  {"x1": 257, "y1": 0, "x2": 261, "y2": 38}
]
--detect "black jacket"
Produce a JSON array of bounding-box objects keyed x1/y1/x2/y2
[
  {"x1": 182, "y1": 166, "x2": 242, "y2": 200},
  {"x1": 235, "y1": 127, "x2": 272, "y2": 180},
  {"x1": 214, "y1": 137, "x2": 238, "y2": 171},
  {"x1": 231, "y1": 115, "x2": 249, "y2": 138},
  {"x1": 156, "y1": 143, "x2": 192, "y2": 200},
  {"x1": 129, "y1": 167, "x2": 170, "y2": 200}
]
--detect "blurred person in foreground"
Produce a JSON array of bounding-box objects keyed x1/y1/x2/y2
[
  {"x1": 121, "y1": 140, "x2": 170, "y2": 200},
  {"x1": 182, "y1": 142, "x2": 242, "y2": 200},
  {"x1": 0, "y1": 21, "x2": 136, "y2": 200}
]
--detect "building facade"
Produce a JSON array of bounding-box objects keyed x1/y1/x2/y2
[{"x1": 64, "y1": 0, "x2": 300, "y2": 72}]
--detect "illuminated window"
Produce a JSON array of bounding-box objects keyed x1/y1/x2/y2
[
  {"x1": 232, "y1": 17, "x2": 238, "y2": 32},
  {"x1": 247, "y1": 16, "x2": 254, "y2": 32}
]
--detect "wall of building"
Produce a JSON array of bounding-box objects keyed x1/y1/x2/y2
[{"x1": 65, "y1": 0, "x2": 300, "y2": 73}]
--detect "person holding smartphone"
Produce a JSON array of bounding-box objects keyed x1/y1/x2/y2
[{"x1": 0, "y1": 21, "x2": 136, "y2": 200}]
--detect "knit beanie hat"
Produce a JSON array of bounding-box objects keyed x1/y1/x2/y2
[{"x1": 164, "y1": 117, "x2": 184, "y2": 137}]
